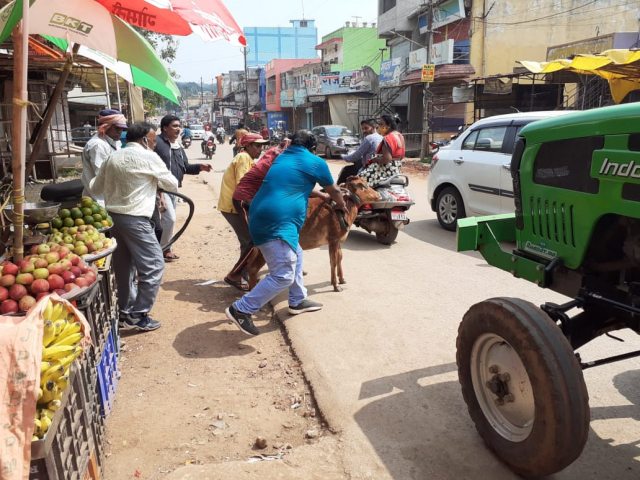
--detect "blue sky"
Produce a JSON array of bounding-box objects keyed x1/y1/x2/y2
[{"x1": 173, "y1": 0, "x2": 379, "y2": 82}]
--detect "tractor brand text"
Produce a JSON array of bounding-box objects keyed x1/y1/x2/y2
[{"x1": 49, "y1": 14, "x2": 94, "y2": 35}]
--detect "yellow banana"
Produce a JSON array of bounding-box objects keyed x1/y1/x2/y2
[
  {"x1": 43, "y1": 301, "x2": 53, "y2": 322},
  {"x1": 37, "y1": 387, "x2": 43, "y2": 401},
  {"x1": 56, "y1": 332, "x2": 82, "y2": 347},
  {"x1": 52, "y1": 319, "x2": 67, "y2": 337},
  {"x1": 40, "y1": 361, "x2": 64, "y2": 385},
  {"x1": 40, "y1": 361, "x2": 51, "y2": 373},
  {"x1": 57, "y1": 320, "x2": 80, "y2": 338},
  {"x1": 47, "y1": 303, "x2": 64, "y2": 322},
  {"x1": 42, "y1": 344, "x2": 75, "y2": 361},
  {"x1": 32, "y1": 435, "x2": 39, "y2": 441},
  {"x1": 56, "y1": 374, "x2": 69, "y2": 392},
  {"x1": 42, "y1": 321, "x2": 55, "y2": 347},
  {"x1": 40, "y1": 408, "x2": 54, "y2": 422},
  {"x1": 39, "y1": 383, "x2": 58, "y2": 404},
  {"x1": 34, "y1": 417, "x2": 41, "y2": 432},
  {"x1": 40, "y1": 414, "x2": 51, "y2": 435},
  {"x1": 47, "y1": 399, "x2": 62, "y2": 411},
  {"x1": 58, "y1": 347, "x2": 82, "y2": 369}
]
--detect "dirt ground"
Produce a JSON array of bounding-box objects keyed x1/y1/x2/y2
[{"x1": 102, "y1": 174, "x2": 336, "y2": 479}]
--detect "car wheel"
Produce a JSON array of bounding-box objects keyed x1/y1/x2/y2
[
  {"x1": 324, "y1": 146, "x2": 333, "y2": 159},
  {"x1": 436, "y1": 187, "x2": 465, "y2": 231}
]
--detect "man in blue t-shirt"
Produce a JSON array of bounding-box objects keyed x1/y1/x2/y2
[{"x1": 225, "y1": 130, "x2": 347, "y2": 336}]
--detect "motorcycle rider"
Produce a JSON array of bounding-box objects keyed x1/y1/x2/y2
[
  {"x1": 201, "y1": 128, "x2": 215, "y2": 155},
  {"x1": 216, "y1": 124, "x2": 226, "y2": 143},
  {"x1": 337, "y1": 118, "x2": 382, "y2": 185},
  {"x1": 181, "y1": 124, "x2": 192, "y2": 147}
]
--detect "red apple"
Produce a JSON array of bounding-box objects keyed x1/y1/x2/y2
[
  {"x1": 30, "y1": 245, "x2": 39, "y2": 255},
  {"x1": 47, "y1": 263, "x2": 65, "y2": 276},
  {"x1": 64, "y1": 283, "x2": 79, "y2": 293},
  {"x1": 0, "y1": 274, "x2": 15, "y2": 287},
  {"x1": 47, "y1": 274, "x2": 64, "y2": 290},
  {"x1": 35, "y1": 292, "x2": 49, "y2": 301},
  {"x1": 58, "y1": 246, "x2": 70, "y2": 259},
  {"x1": 15, "y1": 273, "x2": 33, "y2": 285},
  {"x1": 19, "y1": 260, "x2": 34, "y2": 274},
  {"x1": 18, "y1": 295, "x2": 36, "y2": 312},
  {"x1": 53, "y1": 289, "x2": 66, "y2": 296},
  {"x1": 45, "y1": 252, "x2": 60, "y2": 265},
  {"x1": 33, "y1": 258, "x2": 49, "y2": 269},
  {"x1": 30, "y1": 279, "x2": 50, "y2": 294},
  {"x1": 74, "y1": 277, "x2": 89, "y2": 288},
  {"x1": 0, "y1": 286, "x2": 8, "y2": 302},
  {"x1": 0, "y1": 299, "x2": 18, "y2": 314},
  {"x1": 69, "y1": 266, "x2": 82, "y2": 277},
  {"x1": 49, "y1": 244, "x2": 61, "y2": 252},
  {"x1": 61, "y1": 271, "x2": 76, "y2": 284},
  {"x1": 2, "y1": 263, "x2": 18, "y2": 276},
  {"x1": 68, "y1": 254, "x2": 81, "y2": 266},
  {"x1": 8, "y1": 284, "x2": 27, "y2": 301}
]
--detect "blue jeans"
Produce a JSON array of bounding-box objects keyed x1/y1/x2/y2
[{"x1": 233, "y1": 239, "x2": 306, "y2": 314}]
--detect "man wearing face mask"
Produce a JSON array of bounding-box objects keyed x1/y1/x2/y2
[
  {"x1": 90, "y1": 122, "x2": 178, "y2": 332},
  {"x1": 155, "y1": 115, "x2": 212, "y2": 261},
  {"x1": 81, "y1": 108, "x2": 128, "y2": 203}
]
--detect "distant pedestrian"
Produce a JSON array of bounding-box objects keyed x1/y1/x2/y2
[
  {"x1": 90, "y1": 122, "x2": 178, "y2": 332},
  {"x1": 225, "y1": 130, "x2": 347, "y2": 336}
]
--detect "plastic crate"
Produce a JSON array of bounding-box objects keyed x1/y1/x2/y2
[
  {"x1": 99, "y1": 266, "x2": 118, "y2": 324},
  {"x1": 30, "y1": 365, "x2": 92, "y2": 480},
  {"x1": 76, "y1": 280, "x2": 110, "y2": 357},
  {"x1": 96, "y1": 331, "x2": 119, "y2": 417}
]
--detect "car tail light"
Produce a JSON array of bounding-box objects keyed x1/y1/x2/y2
[{"x1": 430, "y1": 154, "x2": 439, "y2": 169}]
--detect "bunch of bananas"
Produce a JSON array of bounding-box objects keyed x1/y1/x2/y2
[{"x1": 33, "y1": 300, "x2": 84, "y2": 440}]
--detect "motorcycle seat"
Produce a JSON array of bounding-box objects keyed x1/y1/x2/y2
[
  {"x1": 41, "y1": 179, "x2": 84, "y2": 202},
  {"x1": 373, "y1": 175, "x2": 409, "y2": 188}
]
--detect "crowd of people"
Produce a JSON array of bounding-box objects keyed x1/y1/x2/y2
[{"x1": 79, "y1": 109, "x2": 404, "y2": 336}]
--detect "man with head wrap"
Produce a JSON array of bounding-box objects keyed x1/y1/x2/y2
[{"x1": 81, "y1": 109, "x2": 128, "y2": 202}]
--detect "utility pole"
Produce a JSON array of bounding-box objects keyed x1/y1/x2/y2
[
  {"x1": 419, "y1": 0, "x2": 434, "y2": 162},
  {"x1": 243, "y1": 46, "x2": 250, "y2": 126},
  {"x1": 200, "y1": 76, "x2": 204, "y2": 119}
]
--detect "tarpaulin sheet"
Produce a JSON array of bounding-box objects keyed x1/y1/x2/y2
[{"x1": 519, "y1": 49, "x2": 640, "y2": 103}]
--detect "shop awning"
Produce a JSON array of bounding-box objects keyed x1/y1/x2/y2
[{"x1": 519, "y1": 49, "x2": 640, "y2": 103}]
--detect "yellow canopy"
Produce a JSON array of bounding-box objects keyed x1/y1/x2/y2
[{"x1": 519, "y1": 49, "x2": 640, "y2": 103}]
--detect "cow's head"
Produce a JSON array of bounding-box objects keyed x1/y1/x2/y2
[{"x1": 344, "y1": 176, "x2": 381, "y2": 203}]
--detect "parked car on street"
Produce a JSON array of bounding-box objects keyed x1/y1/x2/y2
[
  {"x1": 427, "y1": 111, "x2": 574, "y2": 231},
  {"x1": 312, "y1": 125, "x2": 360, "y2": 159},
  {"x1": 190, "y1": 124, "x2": 206, "y2": 140}
]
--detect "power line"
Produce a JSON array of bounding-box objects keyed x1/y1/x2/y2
[{"x1": 477, "y1": 0, "x2": 598, "y2": 26}]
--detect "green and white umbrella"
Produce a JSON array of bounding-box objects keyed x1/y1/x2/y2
[{"x1": 0, "y1": 0, "x2": 180, "y2": 103}]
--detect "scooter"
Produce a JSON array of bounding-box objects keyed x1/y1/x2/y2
[
  {"x1": 216, "y1": 131, "x2": 225, "y2": 144},
  {"x1": 337, "y1": 166, "x2": 414, "y2": 245},
  {"x1": 181, "y1": 136, "x2": 192, "y2": 149},
  {"x1": 204, "y1": 138, "x2": 216, "y2": 159}
]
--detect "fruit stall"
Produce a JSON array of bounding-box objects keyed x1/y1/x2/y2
[{"x1": 0, "y1": 196, "x2": 120, "y2": 480}]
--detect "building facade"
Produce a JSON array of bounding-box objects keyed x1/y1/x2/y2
[
  {"x1": 244, "y1": 20, "x2": 319, "y2": 68},
  {"x1": 316, "y1": 23, "x2": 388, "y2": 74}
]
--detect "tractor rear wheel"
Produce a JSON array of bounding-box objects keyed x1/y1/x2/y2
[{"x1": 456, "y1": 297, "x2": 589, "y2": 478}]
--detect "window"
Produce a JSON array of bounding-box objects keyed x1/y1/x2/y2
[
  {"x1": 381, "y1": 0, "x2": 396, "y2": 13},
  {"x1": 300, "y1": 20, "x2": 308, "y2": 28},
  {"x1": 462, "y1": 130, "x2": 478, "y2": 150},
  {"x1": 533, "y1": 136, "x2": 603, "y2": 193},
  {"x1": 476, "y1": 127, "x2": 507, "y2": 152}
]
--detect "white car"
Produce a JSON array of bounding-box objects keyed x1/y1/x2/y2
[
  {"x1": 427, "y1": 111, "x2": 574, "y2": 230},
  {"x1": 190, "y1": 124, "x2": 206, "y2": 140}
]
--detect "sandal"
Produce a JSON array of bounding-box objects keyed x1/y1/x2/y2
[
  {"x1": 164, "y1": 251, "x2": 180, "y2": 261},
  {"x1": 224, "y1": 276, "x2": 249, "y2": 292}
]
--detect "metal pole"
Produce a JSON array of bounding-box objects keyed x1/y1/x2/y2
[
  {"x1": 243, "y1": 47, "x2": 250, "y2": 126},
  {"x1": 115, "y1": 74, "x2": 121, "y2": 110},
  {"x1": 103, "y1": 66, "x2": 111, "y2": 109},
  {"x1": 419, "y1": 0, "x2": 434, "y2": 161},
  {"x1": 200, "y1": 76, "x2": 204, "y2": 118}
]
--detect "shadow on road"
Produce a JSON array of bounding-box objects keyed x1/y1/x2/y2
[
  {"x1": 402, "y1": 219, "x2": 480, "y2": 259},
  {"x1": 355, "y1": 365, "x2": 640, "y2": 480},
  {"x1": 161, "y1": 278, "x2": 240, "y2": 314},
  {"x1": 341, "y1": 229, "x2": 393, "y2": 251}
]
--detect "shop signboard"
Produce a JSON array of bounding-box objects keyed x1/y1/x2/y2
[
  {"x1": 306, "y1": 70, "x2": 373, "y2": 95},
  {"x1": 421, "y1": 64, "x2": 435, "y2": 83},
  {"x1": 408, "y1": 40, "x2": 454, "y2": 70},
  {"x1": 379, "y1": 58, "x2": 403, "y2": 87},
  {"x1": 419, "y1": 0, "x2": 465, "y2": 32}
]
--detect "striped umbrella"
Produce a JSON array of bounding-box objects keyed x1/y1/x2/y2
[{"x1": 0, "y1": 0, "x2": 180, "y2": 103}]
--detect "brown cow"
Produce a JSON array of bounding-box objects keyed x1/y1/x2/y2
[{"x1": 246, "y1": 176, "x2": 380, "y2": 292}]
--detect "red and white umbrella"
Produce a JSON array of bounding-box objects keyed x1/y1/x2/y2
[{"x1": 94, "y1": 0, "x2": 246, "y2": 46}]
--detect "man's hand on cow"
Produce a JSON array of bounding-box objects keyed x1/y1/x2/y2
[{"x1": 200, "y1": 164, "x2": 212, "y2": 172}]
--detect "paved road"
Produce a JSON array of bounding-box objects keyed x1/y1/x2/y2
[{"x1": 205, "y1": 143, "x2": 640, "y2": 479}]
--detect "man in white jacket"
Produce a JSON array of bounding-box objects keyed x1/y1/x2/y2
[{"x1": 91, "y1": 122, "x2": 178, "y2": 332}]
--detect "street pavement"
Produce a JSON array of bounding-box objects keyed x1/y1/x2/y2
[{"x1": 201, "y1": 142, "x2": 640, "y2": 479}]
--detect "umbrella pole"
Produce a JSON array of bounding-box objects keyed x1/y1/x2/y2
[
  {"x1": 25, "y1": 43, "x2": 80, "y2": 177},
  {"x1": 103, "y1": 67, "x2": 111, "y2": 109},
  {"x1": 10, "y1": 0, "x2": 29, "y2": 262}
]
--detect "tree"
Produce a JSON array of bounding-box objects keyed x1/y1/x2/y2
[{"x1": 135, "y1": 29, "x2": 180, "y2": 115}]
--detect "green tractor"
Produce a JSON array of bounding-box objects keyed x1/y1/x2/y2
[{"x1": 456, "y1": 102, "x2": 640, "y2": 477}]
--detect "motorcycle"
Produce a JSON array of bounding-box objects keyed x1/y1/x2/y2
[
  {"x1": 337, "y1": 166, "x2": 414, "y2": 245},
  {"x1": 216, "y1": 131, "x2": 225, "y2": 144},
  {"x1": 204, "y1": 138, "x2": 216, "y2": 159},
  {"x1": 182, "y1": 136, "x2": 192, "y2": 149}
]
